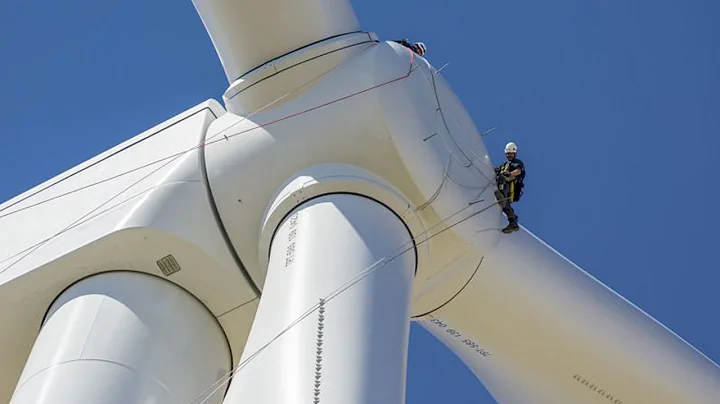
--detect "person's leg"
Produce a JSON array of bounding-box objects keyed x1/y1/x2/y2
[
  {"x1": 495, "y1": 189, "x2": 519, "y2": 234},
  {"x1": 504, "y1": 201, "x2": 517, "y2": 222}
]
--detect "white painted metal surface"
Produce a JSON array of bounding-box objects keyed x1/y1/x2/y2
[
  {"x1": 222, "y1": 193, "x2": 416, "y2": 404},
  {"x1": 0, "y1": 100, "x2": 259, "y2": 402},
  {"x1": 256, "y1": 164, "x2": 428, "y2": 281},
  {"x1": 1, "y1": 1, "x2": 719, "y2": 403},
  {"x1": 0, "y1": 101, "x2": 222, "y2": 283},
  {"x1": 203, "y1": 40, "x2": 500, "y2": 312},
  {"x1": 9, "y1": 272, "x2": 231, "y2": 404},
  {"x1": 191, "y1": 0, "x2": 360, "y2": 82},
  {"x1": 415, "y1": 228, "x2": 720, "y2": 403},
  {"x1": 222, "y1": 31, "x2": 378, "y2": 116}
]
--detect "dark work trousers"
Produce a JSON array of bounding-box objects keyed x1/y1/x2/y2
[{"x1": 494, "y1": 186, "x2": 518, "y2": 222}]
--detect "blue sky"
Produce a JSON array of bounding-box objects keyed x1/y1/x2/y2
[{"x1": 1, "y1": 1, "x2": 718, "y2": 402}]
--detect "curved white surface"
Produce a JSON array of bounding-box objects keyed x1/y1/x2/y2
[
  {"x1": 202, "y1": 41, "x2": 500, "y2": 316},
  {"x1": 191, "y1": 0, "x2": 360, "y2": 82},
  {"x1": 222, "y1": 32, "x2": 378, "y2": 116},
  {"x1": 0, "y1": 100, "x2": 260, "y2": 402},
  {"x1": 0, "y1": 2, "x2": 717, "y2": 402},
  {"x1": 223, "y1": 193, "x2": 415, "y2": 404},
  {"x1": 257, "y1": 164, "x2": 428, "y2": 283},
  {"x1": 0, "y1": 101, "x2": 222, "y2": 282},
  {"x1": 415, "y1": 227, "x2": 720, "y2": 404},
  {"x1": 10, "y1": 272, "x2": 231, "y2": 404}
]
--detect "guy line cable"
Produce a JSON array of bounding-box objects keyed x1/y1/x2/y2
[
  {"x1": 0, "y1": 40, "x2": 383, "y2": 221},
  {"x1": 0, "y1": 42, "x2": 377, "y2": 269},
  {"x1": 186, "y1": 195, "x2": 507, "y2": 404},
  {"x1": 0, "y1": 157, "x2": 182, "y2": 274},
  {"x1": 0, "y1": 46, "x2": 417, "y2": 273}
]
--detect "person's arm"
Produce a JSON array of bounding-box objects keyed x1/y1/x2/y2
[
  {"x1": 502, "y1": 162, "x2": 523, "y2": 180},
  {"x1": 507, "y1": 167, "x2": 522, "y2": 179}
]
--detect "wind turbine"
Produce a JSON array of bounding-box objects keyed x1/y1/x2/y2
[{"x1": 1, "y1": 1, "x2": 719, "y2": 403}]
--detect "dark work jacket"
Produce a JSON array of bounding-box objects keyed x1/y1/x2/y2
[{"x1": 496, "y1": 158, "x2": 525, "y2": 202}]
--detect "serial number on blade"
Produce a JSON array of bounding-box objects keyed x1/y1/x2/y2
[
  {"x1": 285, "y1": 213, "x2": 299, "y2": 267},
  {"x1": 428, "y1": 317, "x2": 491, "y2": 357}
]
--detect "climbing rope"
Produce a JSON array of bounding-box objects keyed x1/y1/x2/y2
[
  {"x1": 429, "y1": 64, "x2": 497, "y2": 186},
  {"x1": 186, "y1": 195, "x2": 506, "y2": 404},
  {"x1": 0, "y1": 44, "x2": 416, "y2": 274},
  {"x1": 0, "y1": 41, "x2": 383, "y2": 222}
]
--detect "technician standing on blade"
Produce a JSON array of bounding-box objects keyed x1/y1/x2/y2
[{"x1": 495, "y1": 142, "x2": 525, "y2": 234}]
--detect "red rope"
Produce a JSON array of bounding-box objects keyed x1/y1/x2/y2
[
  {"x1": 0, "y1": 48, "x2": 416, "y2": 221},
  {"x1": 0, "y1": 48, "x2": 418, "y2": 271}
]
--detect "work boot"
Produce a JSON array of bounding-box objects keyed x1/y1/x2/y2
[{"x1": 501, "y1": 220, "x2": 520, "y2": 234}]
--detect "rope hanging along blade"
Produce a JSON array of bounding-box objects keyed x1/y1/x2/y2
[
  {"x1": 188, "y1": 195, "x2": 505, "y2": 404},
  {"x1": 0, "y1": 45, "x2": 417, "y2": 272}
]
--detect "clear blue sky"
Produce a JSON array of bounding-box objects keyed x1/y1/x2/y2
[{"x1": 1, "y1": 1, "x2": 718, "y2": 402}]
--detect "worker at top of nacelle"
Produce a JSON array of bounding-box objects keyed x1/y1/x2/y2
[
  {"x1": 393, "y1": 39, "x2": 427, "y2": 56},
  {"x1": 494, "y1": 142, "x2": 526, "y2": 234}
]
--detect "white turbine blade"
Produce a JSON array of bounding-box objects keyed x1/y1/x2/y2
[
  {"x1": 191, "y1": 0, "x2": 360, "y2": 82},
  {"x1": 416, "y1": 227, "x2": 720, "y2": 404}
]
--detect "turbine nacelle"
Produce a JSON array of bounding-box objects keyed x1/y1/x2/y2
[
  {"x1": 0, "y1": 35, "x2": 499, "y2": 403},
  {"x1": 3, "y1": 1, "x2": 719, "y2": 403}
]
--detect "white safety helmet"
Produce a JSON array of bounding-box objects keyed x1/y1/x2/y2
[
  {"x1": 504, "y1": 142, "x2": 518, "y2": 154},
  {"x1": 413, "y1": 42, "x2": 427, "y2": 56}
]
